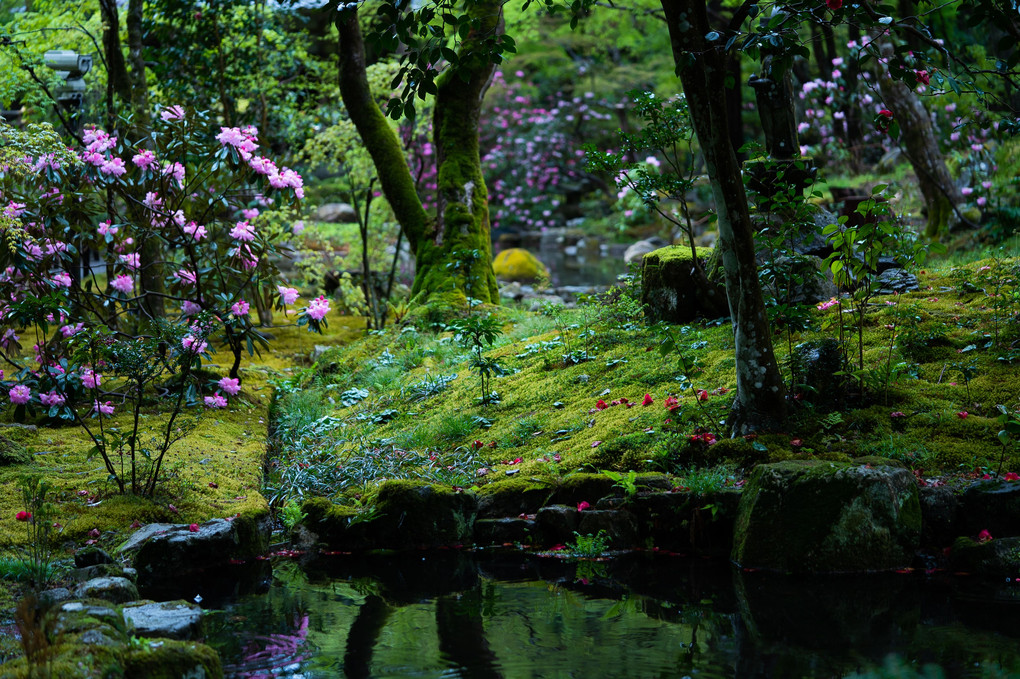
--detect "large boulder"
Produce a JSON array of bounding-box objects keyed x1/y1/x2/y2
[
  {"x1": 623, "y1": 237, "x2": 668, "y2": 265},
  {"x1": 314, "y1": 202, "x2": 357, "y2": 223},
  {"x1": 640, "y1": 246, "x2": 729, "y2": 323},
  {"x1": 493, "y1": 248, "x2": 549, "y2": 282},
  {"x1": 126, "y1": 517, "x2": 270, "y2": 592},
  {"x1": 123, "y1": 600, "x2": 204, "y2": 640},
  {"x1": 732, "y1": 460, "x2": 921, "y2": 573},
  {"x1": 949, "y1": 535, "x2": 1020, "y2": 576},
  {"x1": 958, "y1": 479, "x2": 1020, "y2": 537}
]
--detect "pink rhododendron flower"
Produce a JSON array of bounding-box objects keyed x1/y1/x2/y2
[
  {"x1": 40, "y1": 392, "x2": 65, "y2": 407},
  {"x1": 182, "y1": 335, "x2": 208, "y2": 354},
  {"x1": 93, "y1": 400, "x2": 115, "y2": 416},
  {"x1": 119, "y1": 253, "x2": 140, "y2": 271},
  {"x1": 100, "y1": 157, "x2": 127, "y2": 177},
  {"x1": 204, "y1": 392, "x2": 228, "y2": 408},
  {"x1": 817, "y1": 297, "x2": 838, "y2": 311},
  {"x1": 111, "y1": 275, "x2": 134, "y2": 294},
  {"x1": 183, "y1": 221, "x2": 207, "y2": 241},
  {"x1": 977, "y1": 197, "x2": 987, "y2": 207},
  {"x1": 132, "y1": 149, "x2": 156, "y2": 169},
  {"x1": 306, "y1": 296, "x2": 330, "y2": 321},
  {"x1": 50, "y1": 272, "x2": 72, "y2": 288},
  {"x1": 915, "y1": 70, "x2": 930, "y2": 85},
  {"x1": 230, "y1": 220, "x2": 255, "y2": 242},
  {"x1": 879, "y1": 109, "x2": 893, "y2": 118},
  {"x1": 160, "y1": 105, "x2": 185, "y2": 121},
  {"x1": 181, "y1": 300, "x2": 201, "y2": 315},
  {"x1": 9, "y1": 385, "x2": 31, "y2": 405},
  {"x1": 218, "y1": 377, "x2": 241, "y2": 396},
  {"x1": 97, "y1": 220, "x2": 118, "y2": 237},
  {"x1": 890, "y1": 411, "x2": 907, "y2": 418},
  {"x1": 61, "y1": 323, "x2": 84, "y2": 338},
  {"x1": 81, "y1": 369, "x2": 102, "y2": 389},
  {"x1": 177, "y1": 269, "x2": 197, "y2": 285},
  {"x1": 231, "y1": 300, "x2": 250, "y2": 317},
  {"x1": 277, "y1": 286, "x2": 299, "y2": 306},
  {"x1": 292, "y1": 220, "x2": 305, "y2": 235}
]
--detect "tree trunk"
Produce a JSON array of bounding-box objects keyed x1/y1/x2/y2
[
  {"x1": 99, "y1": 0, "x2": 131, "y2": 104},
  {"x1": 660, "y1": 0, "x2": 786, "y2": 435},
  {"x1": 875, "y1": 40, "x2": 961, "y2": 239},
  {"x1": 127, "y1": 0, "x2": 165, "y2": 319},
  {"x1": 336, "y1": 7, "x2": 499, "y2": 305}
]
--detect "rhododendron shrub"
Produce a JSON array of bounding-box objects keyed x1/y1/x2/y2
[{"x1": 0, "y1": 112, "x2": 324, "y2": 495}]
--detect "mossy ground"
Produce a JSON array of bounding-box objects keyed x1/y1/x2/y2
[
  {"x1": 0, "y1": 310, "x2": 361, "y2": 601},
  {"x1": 271, "y1": 258, "x2": 1020, "y2": 516}
]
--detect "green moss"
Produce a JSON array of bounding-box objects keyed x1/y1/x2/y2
[
  {"x1": 0, "y1": 433, "x2": 30, "y2": 466},
  {"x1": 492, "y1": 248, "x2": 549, "y2": 282},
  {"x1": 123, "y1": 640, "x2": 223, "y2": 679}
]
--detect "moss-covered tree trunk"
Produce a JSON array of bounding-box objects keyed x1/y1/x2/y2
[
  {"x1": 875, "y1": 41, "x2": 961, "y2": 239},
  {"x1": 660, "y1": 0, "x2": 787, "y2": 435},
  {"x1": 336, "y1": 6, "x2": 500, "y2": 306}
]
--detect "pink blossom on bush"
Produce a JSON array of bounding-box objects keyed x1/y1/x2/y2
[
  {"x1": 218, "y1": 377, "x2": 241, "y2": 395},
  {"x1": 182, "y1": 335, "x2": 208, "y2": 354},
  {"x1": 61, "y1": 323, "x2": 84, "y2": 338},
  {"x1": 204, "y1": 392, "x2": 228, "y2": 408},
  {"x1": 231, "y1": 300, "x2": 250, "y2": 317},
  {"x1": 111, "y1": 275, "x2": 134, "y2": 294},
  {"x1": 177, "y1": 268, "x2": 197, "y2": 285},
  {"x1": 181, "y1": 300, "x2": 202, "y2": 315},
  {"x1": 81, "y1": 369, "x2": 102, "y2": 389},
  {"x1": 160, "y1": 105, "x2": 185, "y2": 121},
  {"x1": 119, "y1": 253, "x2": 140, "y2": 271},
  {"x1": 97, "y1": 220, "x2": 118, "y2": 237},
  {"x1": 50, "y1": 272, "x2": 72, "y2": 288},
  {"x1": 277, "y1": 286, "x2": 299, "y2": 305},
  {"x1": 100, "y1": 157, "x2": 127, "y2": 177},
  {"x1": 306, "y1": 296, "x2": 330, "y2": 321},
  {"x1": 183, "y1": 221, "x2": 207, "y2": 241},
  {"x1": 132, "y1": 149, "x2": 156, "y2": 169},
  {"x1": 93, "y1": 400, "x2": 115, "y2": 416},
  {"x1": 40, "y1": 392, "x2": 65, "y2": 407},
  {"x1": 230, "y1": 221, "x2": 255, "y2": 242},
  {"x1": 9, "y1": 385, "x2": 31, "y2": 405}
]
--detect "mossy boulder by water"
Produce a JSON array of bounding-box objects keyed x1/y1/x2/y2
[
  {"x1": 732, "y1": 460, "x2": 921, "y2": 573},
  {"x1": 492, "y1": 248, "x2": 548, "y2": 282},
  {"x1": 640, "y1": 246, "x2": 728, "y2": 324},
  {"x1": 950, "y1": 535, "x2": 1020, "y2": 577},
  {"x1": 958, "y1": 479, "x2": 1020, "y2": 538}
]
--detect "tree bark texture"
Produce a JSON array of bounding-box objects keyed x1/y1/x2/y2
[
  {"x1": 660, "y1": 0, "x2": 787, "y2": 434},
  {"x1": 875, "y1": 41, "x2": 961, "y2": 239},
  {"x1": 336, "y1": 5, "x2": 499, "y2": 304}
]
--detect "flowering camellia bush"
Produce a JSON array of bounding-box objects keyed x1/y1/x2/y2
[{"x1": 0, "y1": 109, "x2": 328, "y2": 495}]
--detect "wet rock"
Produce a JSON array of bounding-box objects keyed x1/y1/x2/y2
[
  {"x1": 641, "y1": 246, "x2": 729, "y2": 324},
  {"x1": 75, "y1": 546, "x2": 113, "y2": 567},
  {"x1": 117, "y1": 523, "x2": 176, "y2": 555},
  {"x1": 919, "y1": 485, "x2": 959, "y2": 548},
  {"x1": 129, "y1": 518, "x2": 270, "y2": 592},
  {"x1": 73, "y1": 576, "x2": 139, "y2": 604},
  {"x1": 790, "y1": 338, "x2": 847, "y2": 411},
  {"x1": 314, "y1": 202, "x2": 357, "y2": 223},
  {"x1": 69, "y1": 563, "x2": 132, "y2": 583},
  {"x1": 473, "y1": 518, "x2": 535, "y2": 546},
  {"x1": 577, "y1": 510, "x2": 638, "y2": 548},
  {"x1": 732, "y1": 460, "x2": 921, "y2": 573},
  {"x1": 123, "y1": 600, "x2": 204, "y2": 640},
  {"x1": 37, "y1": 587, "x2": 73, "y2": 609},
  {"x1": 623, "y1": 238, "x2": 668, "y2": 265},
  {"x1": 876, "y1": 268, "x2": 919, "y2": 295},
  {"x1": 959, "y1": 479, "x2": 1020, "y2": 537},
  {"x1": 535, "y1": 505, "x2": 581, "y2": 545},
  {"x1": 950, "y1": 536, "x2": 1020, "y2": 577}
]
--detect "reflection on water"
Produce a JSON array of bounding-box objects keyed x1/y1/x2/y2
[{"x1": 205, "y1": 552, "x2": 1020, "y2": 679}]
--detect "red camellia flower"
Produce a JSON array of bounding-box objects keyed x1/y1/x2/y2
[
  {"x1": 88, "y1": 528, "x2": 101, "y2": 538},
  {"x1": 957, "y1": 411, "x2": 969, "y2": 419},
  {"x1": 641, "y1": 393, "x2": 654, "y2": 406},
  {"x1": 595, "y1": 399, "x2": 608, "y2": 411},
  {"x1": 189, "y1": 523, "x2": 200, "y2": 533},
  {"x1": 1005, "y1": 472, "x2": 1020, "y2": 481},
  {"x1": 696, "y1": 389, "x2": 709, "y2": 402},
  {"x1": 977, "y1": 529, "x2": 993, "y2": 543},
  {"x1": 15, "y1": 510, "x2": 31, "y2": 522},
  {"x1": 472, "y1": 440, "x2": 484, "y2": 450},
  {"x1": 664, "y1": 395, "x2": 680, "y2": 411},
  {"x1": 577, "y1": 501, "x2": 590, "y2": 512},
  {"x1": 879, "y1": 109, "x2": 894, "y2": 118},
  {"x1": 915, "y1": 70, "x2": 930, "y2": 85},
  {"x1": 826, "y1": 0, "x2": 842, "y2": 9}
]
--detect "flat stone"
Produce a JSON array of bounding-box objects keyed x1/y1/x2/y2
[
  {"x1": 535, "y1": 505, "x2": 580, "y2": 545},
  {"x1": 117, "y1": 523, "x2": 176, "y2": 555},
  {"x1": 73, "y1": 576, "x2": 139, "y2": 604},
  {"x1": 75, "y1": 546, "x2": 113, "y2": 567},
  {"x1": 123, "y1": 600, "x2": 204, "y2": 640}
]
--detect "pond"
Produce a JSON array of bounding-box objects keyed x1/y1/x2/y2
[{"x1": 203, "y1": 551, "x2": 1020, "y2": 678}]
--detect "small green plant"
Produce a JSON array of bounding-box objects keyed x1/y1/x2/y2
[
  {"x1": 675, "y1": 466, "x2": 733, "y2": 496},
  {"x1": 568, "y1": 530, "x2": 611, "y2": 558},
  {"x1": 17, "y1": 474, "x2": 57, "y2": 589},
  {"x1": 995, "y1": 405, "x2": 1020, "y2": 476},
  {"x1": 280, "y1": 499, "x2": 307, "y2": 531},
  {"x1": 448, "y1": 314, "x2": 506, "y2": 405},
  {"x1": 602, "y1": 469, "x2": 639, "y2": 500}
]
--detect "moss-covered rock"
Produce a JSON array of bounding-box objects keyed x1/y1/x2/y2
[
  {"x1": 958, "y1": 479, "x2": 1020, "y2": 538},
  {"x1": 950, "y1": 536, "x2": 1020, "y2": 577},
  {"x1": 123, "y1": 639, "x2": 223, "y2": 679},
  {"x1": 732, "y1": 460, "x2": 921, "y2": 573},
  {"x1": 0, "y1": 432, "x2": 31, "y2": 466},
  {"x1": 640, "y1": 246, "x2": 728, "y2": 323},
  {"x1": 303, "y1": 481, "x2": 477, "y2": 549},
  {"x1": 492, "y1": 248, "x2": 549, "y2": 282}
]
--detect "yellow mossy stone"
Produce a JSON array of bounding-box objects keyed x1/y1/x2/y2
[{"x1": 492, "y1": 248, "x2": 549, "y2": 282}]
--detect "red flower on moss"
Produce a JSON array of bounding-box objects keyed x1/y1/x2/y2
[
  {"x1": 189, "y1": 523, "x2": 200, "y2": 533},
  {"x1": 641, "y1": 393, "x2": 654, "y2": 406},
  {"x1": 664, "y1": 396, "x2": 680, "y2": 411},
  {"x1": 577, "y1": 501, "x2": 590, "y2": 512},
  {"x1": 977, "y1": 529, "x2": 993, "y2": 543},
  {"x1": 595, "y1": 399, "x2": 608, "y2": 411},
  {"x1": 696, "y1": 389, "x2": 709, "y2": 402},
  {"x1": 957, "y1": 411, "x2": 969, "y2": 419},
  {"x1": 15, "y1": 511, "x2": 31, "y2": 522},
  {"x1": 1005, "y1": 472, "x2": 1020, "y2": 481}
]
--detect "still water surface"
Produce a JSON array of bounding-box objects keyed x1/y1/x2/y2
[{"x1": 204, "y1": 551, "x2": 1020, "y2": 679}]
